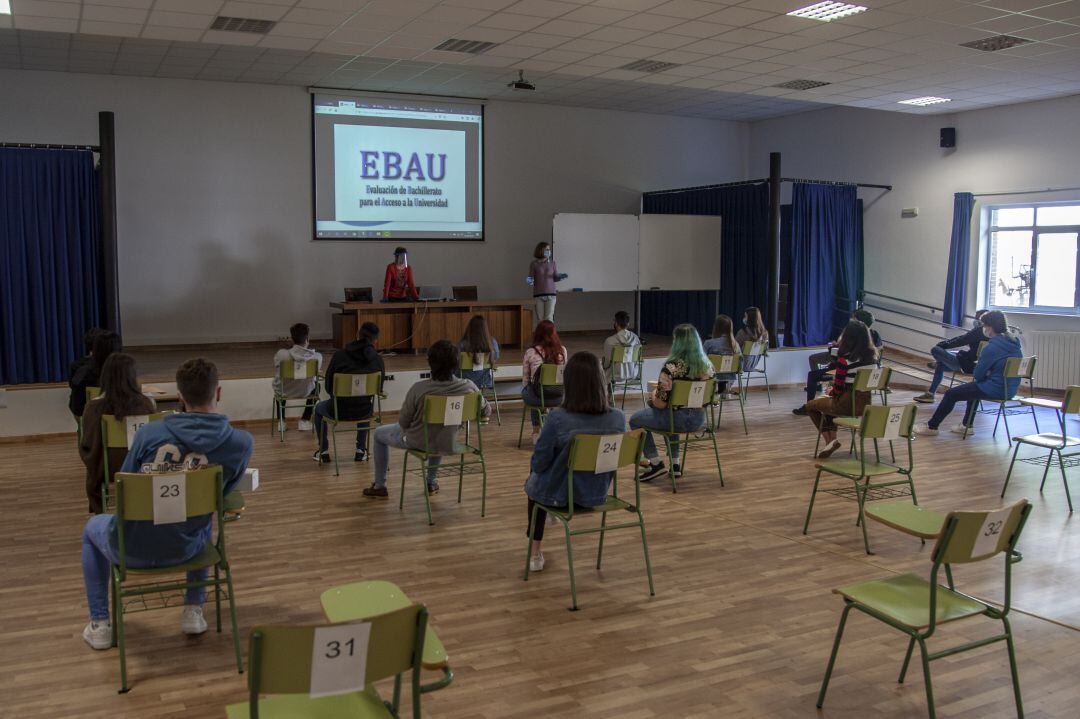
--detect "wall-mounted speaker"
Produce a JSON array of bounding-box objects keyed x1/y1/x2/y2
[{"x1": 940, "y1": 127, "x2": 956, "y2": 148}]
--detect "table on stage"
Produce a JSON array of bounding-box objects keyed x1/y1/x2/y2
[{"x1": 330, "y1": 299, "x2": 535, "y2": 351}]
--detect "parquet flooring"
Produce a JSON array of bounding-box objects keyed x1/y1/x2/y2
[{"x1": 1, "y1": 387, "x2": 1078, "y2": 718}]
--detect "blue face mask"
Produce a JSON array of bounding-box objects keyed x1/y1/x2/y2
[{"x1": 543, "y1": 250, "x2": 552, "y2": 259}]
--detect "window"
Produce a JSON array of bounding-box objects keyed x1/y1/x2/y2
[{"x1": 985, "y1": 203, "x2": 1080, "y2": 314}]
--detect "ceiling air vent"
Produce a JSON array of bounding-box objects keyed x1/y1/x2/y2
[
  {"x1": 619, "y1": 59, "x2": 681, "y2": 73},
  {"x1": 774, "y1": 79, "x2": 831, "y2": 90},
  {"x1": 434, "y1": 38, "x2": 499, "y2": 54},
  {"x1": 959, "y1": 34, "x2": 1032, "y2": 52},
  {"x1": 210, "y1": 16, "x2": 277, "y2": 34}
]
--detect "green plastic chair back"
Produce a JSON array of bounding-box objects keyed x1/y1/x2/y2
[
  {"x1": 976, "y1": 340, "x2": 988, "y2": 358},
  {"x1": 247, "y1": 605, "x2": 425, "y2": 695},
  {"x1": 708, "y1": 353, "x2": 742, "y2": 375},
  {"x1": 114, "y1": 465, "x2": 222, "y2": 523},
  {"x1": 852, "y1": 366, "x2": 892, "y2": 392},
  {"x1": 668, "y1": 378, "x2": 716, "y2": 409},
  {"x1": 102, "y1": 412, "x2": 171, "y2": 449},
  {"x1": 610, "y1": 344, "x2": 643, "y2": 364},
  {"x1": 538, "y1": 363, "x2": 564, "y2": 387},
  {"x1": 86, "y1": 386, "x2": 101, "y2": 402},
  {"x1": 422, "y1": 392, "x2": 482, "y2": 426},
  {"x1": 1063, "y1": 385, "x2": 1080, "y2": 415},
  {"x1": 741, "y1": 340, "x2": 768, "y2": 357},
  {"x1": 279, "y1": 358, "x2": 318, "y2": 380},
  {"x1": 568, "y1": 429, "x2": 645, "y2": 473},
  {"x1": 933, "y1": 499, "x2": 1030, "y2": 565},
  {"x1": 858, "y1": 403, "x2": 916, "y2": 439},
  {"x1": 333, "y1": 372, "x2": 382, "y2": 398},
  {"x1": 459, "y1": 352, "x2": 493, "y2": 371},
  {"x1": 1004, "y1": 356, "x2": 1037, "y2": 380}
]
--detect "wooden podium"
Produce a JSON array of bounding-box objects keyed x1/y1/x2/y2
[{"x1": 330, "y1": 299, "x2": 534, "y2": 351}]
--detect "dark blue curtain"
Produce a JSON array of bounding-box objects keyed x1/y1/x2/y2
[
  {"x1": 787, "y1": 183, "x2": 862, "y2": 347},
  {"x1": 942, "y1": 192, "x2": 975, "y2": 326},
  {"x1": 641, "y1": 183, "x2": 769, "y2": 318},
  {"x1": 640, "y1": 290, "x2": 717, "y2": 339},
  {"x1": 1, "y1": 148, "x2": 102, "y2": 384}
]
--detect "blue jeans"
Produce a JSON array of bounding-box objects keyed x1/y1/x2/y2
[
  {"x1": 313, "y1": 399, "x2": 370, "y2": 454},
  {"x1": 82, "y1": 514, "x2": 208, "y2": 621},
  {"x1": 372, "y1": 423, "x2": 440, "y2": 488},
  {"x1": 928, "y1": 344, "x2": 964, "y2": 394},
  {"x1": 629, "y1": 406, "x2": 706, "y2": 461},
  {"x1": 928, "y1": 381, "x2": 993, "y2": 429}
]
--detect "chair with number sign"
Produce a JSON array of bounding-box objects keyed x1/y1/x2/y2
[
  {"x1": 523, "y1": 430, "x2": 654, "y2": 611},
  {"x1": 517, "y1": 363, "x2": 563, "y2": 448},
  {"x1": 826, "y1": 366, "x2": 895, "y2": 462},
  {"x1": 739, "y1": 340, "x2": 771, "y2": 403},
  {"x1": 653, "y1": 379, "x2": 723, "y2": 493},
  {"x1": 971, "y1": 356, "x2": 1038, "y2": 444},
  {"x1": 271, "y1": 358, "x2": 322, "y2": 442},
  {"x1": 608, "y1": 344, "x2": 646, "y2": 410},
  {"x1": 112, "y1": 466, "x2": 242, "y2": 693},
  {"x1": 1000, "y1": 384, "x2": 1079, "y2": 512},
  {"x1": 458, "y1": 351, "x2": 501, "y2": 425},
  {"x1": 322, "y1": 373, "x2": 384, "y2": 476},
  {"x1": 707, "y1": 353, "x2": 747, "y2": 435},
  {"x1": 816, "y1": 499, "x2": 1031, "y2": 719},
  {"x1": 100, "y1": 411, "x2": 171, "y2": 511},
  {"x1": 804, "y1": 404, "x2": 918, "y2": 555},
  {"x1": 224, "y1": 604, "x2": 430, "y2": 719},
  {"x1": 400, "y1": 392, "x2": 487, "y2": 526}
]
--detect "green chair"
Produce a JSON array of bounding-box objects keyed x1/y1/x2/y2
[
  {"x1": 608, "y1": 344, "x2": 646, "y2": 409},
  {"x1": 974, "y1": 355, "x2": 1038, "y2": 444},
  {"x1": 656, "y1": 379, "x2": 724, "y2": 493},
  {"x1": 458, "y1": 351, "x2": 501, "y2": 425},
  {"x1": 827, "y1": 366, "x2": 895, "y2": 461},
  {"x1": 739, "y1": 340, "x2": 771, "y2": 403},
  {"x1": 112, "y1": 466, "x2": 242, "y2": 693},
  {"x1": 1001, "y1": 384, "x2": 1079, "y2": 512},
  {"x1": 100, "y1": 411, "x2": 171, "y2": 510},
  {"x1": 271, "y1": 358, "x2": 321, "y2": 441},
  {"x1": 321, "y1": 580, "x2": 454, "y2": 695},
  {"x1": 707, "y1": 353, "x2": 747, "y2": 435},
  {"x1": 816, "y1": 499, "x2": 1032, "y2": 719},
  {"x1": 322, "y1": 373, "x2": 384, "y2": 476},
  {"x1": 803, "y1": 404, "x2": 918, "y2": 555},
  {"x1": 523, "y1": 429, "x2": 654, "y2": 611},
  {"x1": 517, "y1": 363, "x2": 563, "y2": 448},
  {"x1": 400, "y1": 392, "x2": 487, "y2": 526},
  {"x1": 224, "y1": 605, "x2": 430, "y2": 719}
]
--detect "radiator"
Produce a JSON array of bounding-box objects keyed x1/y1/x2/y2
[{"x1": 1026, "y1": 331, "x2": 1080, "y2": 390}]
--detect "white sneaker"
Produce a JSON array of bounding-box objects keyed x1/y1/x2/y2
[
  {"x1": 298, "y1": 419, "x2": 313, "y2": 432},
  {"x1": 180, "y1": 605, "x2": 208, "y2": 635},
  {"x1": 277, "y1": 420, "x2": 287, "y2": 433},
  {"x1": 529, "y1": 552, "x2": 545, "y2": 573},
  {"x1": 950, "y1": 424, "x2": 974, "y2": 436},
  {"x1": 913, "y1": 423, "x2": 939, "y2": 436},
  {"x1": 82, "y1": 620, "x2": 112, "y2": 650}
]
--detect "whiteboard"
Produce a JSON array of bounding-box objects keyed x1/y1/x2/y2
[
  {"x1": 638, "y1": 214, "x2": 722, "y2": 291},
  {"x1": 552, "y1": 213, "x2": 639, "y2": 292}
]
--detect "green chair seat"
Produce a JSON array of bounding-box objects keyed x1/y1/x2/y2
[
  {"x1": 1013, "y1": 432, "x2": 1080, "y2": 449},
  {"x1": 835, "y1": 573, "x2": 986, "y2": 629},
  {"x1": 865, "y1": 502, "x2": 946, "y2": 540},
  {"x1": 227, "y1": 688, "x2": 390, "y2": 719},
  {"x1": 126, "y1": 544, "x2": 221, "y2": 574},
  {"x1": 815, "y1": 458, "x2": 908, "y2": 477},
  {"x1": 321, "y1": 581, "x2": 448, "y2": 671},
  {"x1": 1019, "y1": 396, "x2": 1063, "y2": 410},
  {"x1": 832, "y1": 416, "x2": 861, "y2": 429},
  {"x1": 406, "y1": 443, "x2": 480, "y2": 459}
]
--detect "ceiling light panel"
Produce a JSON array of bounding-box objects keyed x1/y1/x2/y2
[
  {"x1": 898, "y1": 96, "x2": 951, "y2": 106},
  {"x1": 787, "y1": 3, "x2": 868, "y2": 22}
]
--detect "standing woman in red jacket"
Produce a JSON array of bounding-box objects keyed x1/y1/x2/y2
[{"x1": 383, "y1": 247, "x2": 419, "y2": 302}]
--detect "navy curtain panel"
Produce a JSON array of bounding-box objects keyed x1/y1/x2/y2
[
  {"x1": 942, "y1": 192, "x2": 975, "y2": 326},
  {"x1": 787, "y1": 183, "x2": 862, "y2": 347},
  {"x1": 640, "y1": 290, "x2": 717, "y2": 339},
  {"x1": 641, "y1": 183, "x2": 769, "y2": 317},
  {"x1": 0, "y1": 148, "x2": 103, "y2": 384}
]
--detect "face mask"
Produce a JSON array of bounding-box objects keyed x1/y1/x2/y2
[
  {"x1": 543, "y1": 250, "x2": 552, "y2": 259},
  {"x1": 982, "y1": 326, "x2": 991, "y2": 338}
]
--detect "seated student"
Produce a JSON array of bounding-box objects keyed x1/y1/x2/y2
[
  {"x1": 702, "y1": 313, "x2": 741, "y2": 394},
  {"x1": 80, "y1": 358, "x2": 253, "y2": 649},
  {"x1": 273, "y1": 322, "x2": 323, "y2": 432},
  {"x1": 79, "y1": 353, "x2": 157, "y2": 514},
  {"x1": 313, "y1": 322, "x2": 384, "y2": 464},
  {"x1": 363, "y1": 340, "x2": 490, "y2": 498},
  {"x1": 600, "y1": 310, "x2": 641, "y2": 385},
  {"x1": 521, "y1": 320, "x2": 568, "y2": 446},
  {"x1": 524, "y1": 351, "x2": 627, "y2": 573},
  {"x1": 914, "y1": 310, "x2": 1021, "y2": 437},
  {"x1": 69, "y1": 327, "x2": 105, "y2": 391},
  {"x1": 458, "y1": 314, "x2": 500, "y2": 389},
  {"x1": 69, "y1": 330, "x2": 122, "y2": 418},
  {"x1": 735, "y1": 307, "x2": 768, "y2": 371},
  {"x1": 631, "y1": 324, "x2": 713, "y2": 481},
  {"x1": 804, "y1": 320, "x2": 879, "y2": 459},
  {"x1": 793, "y1": 309, "x2": 882, "y2": 414},
  {"x1": 853, "y1": 308, "x2": 884, "y2": 350},
  {"x1": 913, "y1": 309, "x2": 989, "y2": 403}
]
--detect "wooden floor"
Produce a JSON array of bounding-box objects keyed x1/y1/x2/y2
[{"x1": 2, "y1": 387, "x2": 1078, "y2": 718}]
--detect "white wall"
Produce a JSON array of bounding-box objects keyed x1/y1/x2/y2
[
  {"x1": 0, "y1": 69, "x2": 749, "y2": 345},
  {"x1": 748, "y1": 95, "x2": 1080, "y2": 348}
]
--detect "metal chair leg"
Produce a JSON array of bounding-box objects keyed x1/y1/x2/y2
[
  {"x1": 898, "y1": 635, "x2": 916, "y2": 683},
  {"x1": 816, "y1": 603, "x2": 853, "y2": 708},
  {"x1": 1002, "y1": 443, "x2": 1021, "y2": 497}
]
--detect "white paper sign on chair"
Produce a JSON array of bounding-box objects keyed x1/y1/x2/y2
[
  {"x1": 687, "y1": 382, "x2": 707, "y2": 408},
  {"x1": 293, "y1": 361, "x2": 308, "y2": 380},
  {"x1": 1017, "y1": 357, "x2": 1033, "y2": 377},
  {"x1": 595, "y1": 434, "x2": 623, "y2": 473},
  {"x1": 474, "y1": 353, "x2": 487, "y2": 369},
  {"x1": 750, "y1": 341, "x2": 766, "y2": 357},
  {"x1": 555, "y1": 364, "x2": 566, "y2": 384},
  {"x1": 882, "y1": 406, "x2": 904, "y2": 440},
  {"x1": 717, "y1": 356, "x2": 734, "y2": 373},
  {"x1": 350, "y1": 374, "x2": 369, "y2": 396},
  {"x1": 310, "y1": 622, "x2": 372, "y2": 698},
  {"x1": 152, "y1": 474, "x2": 187, "y2": 525},
  {"x1": 125, "y1": 415, "x2": 150, "y2": 447},
  {"x1": 972, "y1": 507, "x2": 1012, "y2": 558},
  {"x1": 867, "y1": 368, "x2": 884, "y2": 389},
  {"x1": 443, "y1": 395, "x2": 464, "y2": 426}
]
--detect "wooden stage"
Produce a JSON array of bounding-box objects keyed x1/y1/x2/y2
[{"x1": 3, "y1": 386, "x2": 1078, "y2": 718}]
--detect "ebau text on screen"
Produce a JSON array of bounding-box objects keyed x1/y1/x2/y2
[{"x1": 357, "y1": 151, "x2": 448, "y2": 181}]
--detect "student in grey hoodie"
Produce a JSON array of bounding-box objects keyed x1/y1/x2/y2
[
  {"x1": 272, "y1": 322, "x2": 323, "y2": 432},
  {"x1": 363, "y1": 340, "x2": 490, "y2": 498},
  {"x1": 601, "y1": 311, "x2": 641, "y2": 385}
]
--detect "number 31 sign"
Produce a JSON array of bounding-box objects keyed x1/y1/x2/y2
[{"x1": 310, "y1": 622, "x2": 372, "y2": 697}]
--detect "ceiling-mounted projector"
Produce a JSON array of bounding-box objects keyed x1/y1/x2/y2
[{"x1": 508, "y1": 70, "x2": 535, "y2": 91}]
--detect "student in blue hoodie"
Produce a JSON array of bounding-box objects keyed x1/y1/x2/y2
[
  {"x1": 914, "y1": 311, "x2": 1022, "y2": 436},
  {"x1": 80, "y1": 358, "x2": 254, "y2": 650}
]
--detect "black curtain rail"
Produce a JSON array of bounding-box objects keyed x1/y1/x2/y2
[
  {"x1": 0, "y1": 142, "x2": 101, "y2": 152},
  {"x1": 782, "y1": 177, "x2": 892, "y2": 191},
  {"x1": 643, "y1": 178, "x2": 768, "y2": 196},
  {"x1": 972, "y1": 185, "x2": 1080, "y2": 197}
]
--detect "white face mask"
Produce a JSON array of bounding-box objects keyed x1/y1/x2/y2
[{"x1": 982, "y1": 326, "x2": 992, "y2": 338}]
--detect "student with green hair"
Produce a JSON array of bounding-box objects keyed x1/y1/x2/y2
[{"x1": 631, "y1": 324, "x2": 713, "y2": 481}]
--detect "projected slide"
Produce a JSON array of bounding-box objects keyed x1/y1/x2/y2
[{"x1": 313, "y1": 94, "x2": 484, "y2": 240}]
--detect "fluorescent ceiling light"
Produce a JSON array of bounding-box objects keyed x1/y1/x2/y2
[
  {"x1": 0, "y1": 0, "x2": 11, "y2": 15},
  {"x1": 898, "y1": 96, "x2": 952, "y2": 106},
  {"x1": 787, "y1": 2, "x2": 868, "y2": 21}
]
